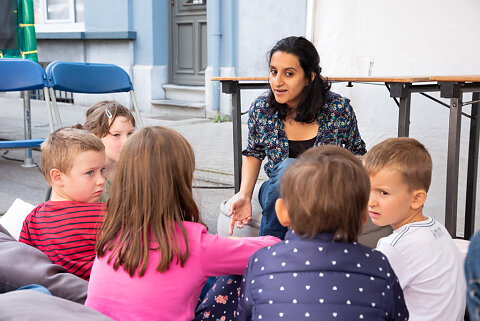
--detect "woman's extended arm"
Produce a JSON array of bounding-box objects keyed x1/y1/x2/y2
[{"x1": 228, "y1": 156, "x2": 262, "y2": 235}]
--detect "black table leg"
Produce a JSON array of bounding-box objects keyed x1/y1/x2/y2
[
  {"x1": 465, "y1": 92, "x2": 480, "y2": 239},
  {"x1": 388, "y1": 82, "x2": 411, "y2": 137},
  {"x1": 441, "y1": 82, "x2": 463, "y2": 237},
  {"x1": 221, "y1": 80, "x2": 242, "y2": 193}
]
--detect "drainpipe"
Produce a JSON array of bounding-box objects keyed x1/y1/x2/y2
[
  {"x1": 305, "y1": 0, "x2": 315, "y2": 42},
  {"x1": 211, "y1": 0, "x2": 221, "y2": 112}
]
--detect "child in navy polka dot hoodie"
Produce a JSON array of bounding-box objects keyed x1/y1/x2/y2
[{"x1": 236, "y1": 145, "x2": 408, "y2": 321}]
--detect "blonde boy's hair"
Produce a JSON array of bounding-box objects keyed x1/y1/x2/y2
[
  {"x1": 363, "y1": 137, "x2": 432, "y2": 192},
  {"x1": 41, "y1": 128, "x2": 105, "y2": 184}
]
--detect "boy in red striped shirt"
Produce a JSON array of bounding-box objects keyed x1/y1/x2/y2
[{"x1": 19, "y1": 128, "x2": 106, "y2": 280}]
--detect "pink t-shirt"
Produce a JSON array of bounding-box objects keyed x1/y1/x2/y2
[{"x1": 85, "y1": 221, "x2": 280, "y2": 321}]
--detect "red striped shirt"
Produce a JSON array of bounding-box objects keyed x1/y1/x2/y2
[{"x1": 19, "y1": 200, "x2": 105, "y2": 280}]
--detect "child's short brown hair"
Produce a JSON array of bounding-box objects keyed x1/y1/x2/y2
[
  {"x1": 41, "y1": 128, "x2": 105, "y2": 184},
  {"x1": 280, "y1": 145, "x2": 370, "y2": 242},
  {"x1": 363, "y1": 137, "x2": 432, "y2": 192}
]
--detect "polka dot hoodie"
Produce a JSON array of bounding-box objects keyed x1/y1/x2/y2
[{"x1": 237, "y1": 231, "x2": 408, "y2": 321}]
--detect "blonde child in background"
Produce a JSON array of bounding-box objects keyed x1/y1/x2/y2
[
  {"x1": 19, "y1": 128, "x2": 106, "y2": 280},
  {"x1": 74, "y1": 100, "x2": 135, "y2": 201},
  {"x1": 364, "y1": 137, "x2": 466, "y2": 320},
  {"x1": 85, "y1": 127, "x2": 280, "y2": 321}
]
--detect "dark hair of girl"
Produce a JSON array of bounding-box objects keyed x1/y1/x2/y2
[{"x1": 267, "y1": 36, "x2": 331, "y2": 123}]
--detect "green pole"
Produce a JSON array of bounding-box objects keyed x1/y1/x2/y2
[{"x1": 21, "y1": 0, "x2": 38, "y2": 62}]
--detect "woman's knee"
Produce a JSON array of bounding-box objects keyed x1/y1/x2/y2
[{"x1": 276, "y1": 158, "x2": 295, "y2": 172}]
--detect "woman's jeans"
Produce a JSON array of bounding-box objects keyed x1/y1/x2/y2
[
  {"x1": 258, "y1": 158, "x2": 295, "y2": 239},
  {"x1": 17, "y1": 284, "x2": 51, "y2": 295},
  {"x1": 465, "y1": 231, "x2": 480, "y2": 320}
]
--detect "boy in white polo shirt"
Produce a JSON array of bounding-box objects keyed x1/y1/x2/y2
[{"x1": 364, "y1": 137, "x2": 466, "y2": 321}]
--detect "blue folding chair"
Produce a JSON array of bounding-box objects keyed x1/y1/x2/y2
[
  {"x1": 45, "y1": 61, "x2": 143, "y2": 129},
  {"x1": 0, "y1": 58, "x2": 54, "y2": 166}
]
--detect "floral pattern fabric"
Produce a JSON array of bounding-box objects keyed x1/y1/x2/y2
[
  {"x1": 242, "y1": 92, "x2": 367, "y2": 177},
  {"x1": 194, "y1": 276, "x2": 243, "y2": 321}
]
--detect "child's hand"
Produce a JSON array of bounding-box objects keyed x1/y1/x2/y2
[{"x1": 229, "y1": 197, "x2": 253, "y2": 235}]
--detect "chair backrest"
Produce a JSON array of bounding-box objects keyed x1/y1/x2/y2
[
  {"x1": 46, "y1": 62, "x2": 133, "y2": 93},
  {"x1": 0, "y1": 58, "x2": 47, "y2": 92}
]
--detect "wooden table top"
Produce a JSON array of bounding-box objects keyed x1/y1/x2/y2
[
  {"x1": 327, "y1": 76, "x2": 431, "y2": 83},
  {"x1": 211, "y1": 76, "x2": 432, "y2": 83},
  {"x1": 211, "y1": 77, "x2": 268, "y2": 81},
  {"x1": 430, "y1": 76, "x2": 480, "y2": 82},
  {"x1": 212, "y1": 76, "x2": 480, "y2": 83}
]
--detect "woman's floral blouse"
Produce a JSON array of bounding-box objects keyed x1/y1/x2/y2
[{"x1": 242, "y1": 92, "x2": 367, "y2": 177}]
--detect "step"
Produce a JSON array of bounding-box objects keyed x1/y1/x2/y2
[
  {"x1": 162, "y1": 84, "x2": 205, "y2": 102},
  {"x1": 151, "y1": 99, "x2": 206, "y2": 118}
]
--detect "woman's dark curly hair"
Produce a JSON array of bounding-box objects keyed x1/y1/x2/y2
[{"x1": 267, "y1": 36, "x2": 331, "y2": 123}]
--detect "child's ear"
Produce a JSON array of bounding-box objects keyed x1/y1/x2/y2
[
  {"x1": 275, "y1": 198, "x2": 291, "y2": 227},
  {"x1": 410, "y1": 189, "x2": 427, "y2": 210},
  {"x1": 50, "y1": 168, "x2": 64, "y2": 187}
]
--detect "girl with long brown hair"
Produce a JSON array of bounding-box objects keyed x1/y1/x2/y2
[{"x1": 85, "y1": 126, "x2": 279, "y2": 321}]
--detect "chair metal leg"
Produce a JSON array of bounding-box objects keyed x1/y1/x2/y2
[
  {"x1": 49, "y1": 87, "x2": 63, "y2": 128},
  {"x1": 130, "y1": 90, "x2": 144, "y2": 127},
  {"x1": 21, "y1": 91, "x2": 35, "y2": 168},
  {"x1": 43, "y1": 87, "x2": 55, "y2": 132}
]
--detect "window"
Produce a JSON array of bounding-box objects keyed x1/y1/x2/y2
[
  {"x1": 45, "y1": 0, "x2": 75, "y2": 22},
  {"x1": 185, "y1": 0, "x2": 206, "y2": 5},
  {"x1": 33, "y1": 0, "x2": 84, "y2": 32}
]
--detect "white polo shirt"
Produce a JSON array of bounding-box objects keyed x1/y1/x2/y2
[{"x1": 377, "y1": 217, "x2": 466, "y2": 321}]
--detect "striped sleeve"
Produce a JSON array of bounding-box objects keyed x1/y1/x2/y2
[{"x1": 19, "y1": 213, "x2": 34, "y2": 246}]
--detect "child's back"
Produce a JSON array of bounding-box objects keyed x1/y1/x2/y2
[
  {"x1": 377, "y1": 218, "x2": 465, "y2": 320},
  {"x1": 238, "y1": 232, "x2": 406, "y2": 320},
  {"x1": 87, "y1": 221, "x2": 277, "y2": 321},
  {"x1": 20, "y1": 201, "x2": 104, "y2": 280},
  {"x1": 237, "y1": 146, "x2": 408, "y2": 321}
]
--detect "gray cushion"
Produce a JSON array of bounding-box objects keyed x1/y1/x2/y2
[
  {"x1": 0, "y1": 224, "x2": 88, "y2": 303},
  {"x1": 0, "y1": 290, "x2": 113, "y2": 321}
]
